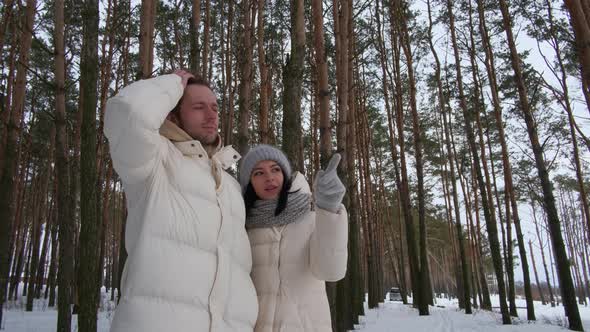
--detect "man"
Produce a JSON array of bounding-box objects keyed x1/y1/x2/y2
[{"x1": 104, "y1": 70, "x2": 258, "y2": 331}]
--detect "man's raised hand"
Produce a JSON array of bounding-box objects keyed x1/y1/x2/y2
[{"x1": 173, "y1": 69, "x2": 194, "y2": 89}]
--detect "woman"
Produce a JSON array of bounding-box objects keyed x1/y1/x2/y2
[{"x1": 239, "y1": 144, "x2": 348, "y2": 332}]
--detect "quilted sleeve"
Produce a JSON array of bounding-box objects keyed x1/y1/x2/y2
[
  {"x1": 309, "y1": 205, "x2": 348, "y2": 282},
  {"x1": 104, "y1": 74, "x2": 184, "y2": 184}
]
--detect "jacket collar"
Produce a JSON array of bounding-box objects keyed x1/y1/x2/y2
[
  {"x1": 289, "y1": 172, "x2": 310, "y2": 194},
  {"x1": 159, "y1": 119, "x2": 240, "y2": 170}
]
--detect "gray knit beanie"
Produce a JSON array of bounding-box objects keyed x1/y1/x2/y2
[{"x1": 239, "y1": 144, "x2": 292, "y2": 192}]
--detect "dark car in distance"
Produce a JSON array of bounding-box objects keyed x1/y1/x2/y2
[{"x1": 389, "y1": 287, "x2": 402, "y2": 301}]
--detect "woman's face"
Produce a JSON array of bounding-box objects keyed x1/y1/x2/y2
[{"x1": 250, "y1": 160, "x2": 284, "y2": 200}]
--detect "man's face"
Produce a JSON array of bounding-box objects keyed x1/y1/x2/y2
[{"x1": 173, "y1": 84, "x2": 219, "y2": 145}]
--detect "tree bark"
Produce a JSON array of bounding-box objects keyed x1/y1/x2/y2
[
  {"x1": 389, "y1": 0, "x2": 421, "y2": 308},
  {"x1": 139, "y1": 0, "x2": 156, "y2": 78},
  {"x1": 530, "y1": 240, "x2": 546, "y2": 304},
  {"x1": 201, "y1": 0, "x2": 210, "y2": 78},
  {"x1": 190, "y1": 0, "x2": 201, "y2": 73},
  {"x1": 447, "y1": 0, "x2": 510, "y2": 323},
  {"x1": 281, "y1": 0, "x2": 305, "y2": 172},
  {"x1": 313, "y1": 0, "x2": 331, "y2": 158},
  {"x1": 26, "y1": 141, "x2": 53, "y2": 310},
  {"x1": 0, "y1": 0, "x2": 36, "y2": 323},
  {"x1": 54, "y1": 0, "x2": 76, "y2": 329},
  {"x1": 237, "y1": 0, "x2": 253, "y2": 155},
  {"x1": 258, "y1": 0, "x2": 271, "y2": 144},
  {"x1": 564, "y1": 0, "x2": 590, "y2": 95},
  {"x1": 427, "y1": 0, "x2": 471, "y2": 314},
  {"x1": 77, "y1": 0, "x2": 101, "y2": 330},
  {"x1": 497, "y1": 0, "x2": 582, "y2": 329},
  {"x1": 398, "y1": 1, "x2": 431, "y2": 313}
]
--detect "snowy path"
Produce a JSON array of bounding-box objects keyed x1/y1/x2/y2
[
  {"x1": 354, "y1": 299, "x2": 590, "y2": 332},
  {"x1": 3, "y1": 295, "x2": 590, "y2": 331}
]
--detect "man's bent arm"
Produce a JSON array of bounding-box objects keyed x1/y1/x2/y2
[{"x1": 104, "y1": 74, "x2": 184, "y2": 184}]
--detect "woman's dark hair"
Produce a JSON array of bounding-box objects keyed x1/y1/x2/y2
[{"x1": 244, "y1": 174, "x2": 297, "y2": 217}]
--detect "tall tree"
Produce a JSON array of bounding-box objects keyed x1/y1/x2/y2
[
  {"x1": 190, "y1": 0, "x2": 201, "y2": 73},
  {"x1": 281, "y1": 0, "x2": 305, "y2": 171},
  {"x1": 447, "y1": 0, "x2": 511, "y2": 324},
  {"x1": 529, "y1": 240, "x2": 546, "y2": 304},
  {"x1": 563, "y1": 0, "x2": 590, "y2": 99},
  {"x1": 139, "y1": 0, "x2": 156, "y2": 78},
  {"x1": 258, "y1": 0, "x2": 270, "y2": 143},
  {"x1": 53, "y1": 0, "x2": 76, "y2": 329},
  {"x1": 537, "y1": 0, "x2": 590, "y2": 245},
  {"x1": 389, "y1": 0, "x2": 421, "y2": 308},
  {"x1": 77, "y1": 0, "x2": 101, "y2": 330},
  {"x1": 0, "y1": 0, "x2": 36, "y2": 324},
  {"x1": 237, "y1": 0, "x2": 253, "y2": 155},
  {"x1": 427, "y1": 0, "x2": 471, "y2": 314},
  {"x1": 312, "y1": 0, "x2": 331, "y2": 159},
  {"x1": 398, "y1": 0, "x2": 431, "y2": 314},
  {"x1": 497, "y1": 0, "x2": 582, "y2": 329},
  {"x1": 201, "y1": 0, "x2": 210, "y2": 78}
]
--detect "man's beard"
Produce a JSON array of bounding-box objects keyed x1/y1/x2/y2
[
  {"x1": 190, "y1": 131, "x2": 220, "y2": 156},
  {"x1": 176, "y1": 118, "x2": 217, "y2": 145}
]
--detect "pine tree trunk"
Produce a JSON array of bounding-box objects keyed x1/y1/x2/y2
[
  {"x1": 201, "y1": 0, "x2": 210, "y2": 78},
  {"x1": 222, "y1": 2, "x2": 234, "y2": 145},
  {"x1": 0, "y1": 35, "x2": 18, "y2": 173},
  {"x1": 77, "y1": 0, "x2": 101, "y2": 329},
  {"x1": 54, "y1": 0, "x2": 75, "y2": 329},
  {"x1": 497, "y1": 0, "x2": 582, "y2": 329},
  {"x1": 35, "y1": 185, "x2": 54, "y2": 299},
  {"x1": 116, "y1": 196, "x2": 127, "y2": 303},
  {"x1": 545, "y1": 0, "x2": 590, "y2": 246},
  {"x1": 447, "y1": 0, "x2": 510, "y2": 323},
  {"x1": 427, "y1": 0, "x2": 471, "y2": 314},
  {"x1": 281, "y1": 0, "x2": 305, "y2": 171},
  {"x1": 0, "y1": 0, "x2": 15, "y2": 62},
  {"x1": 139, "y1": 0, "x2": 156, "y2": 78},
  {"x1": 26, "y1": 153, "x2": 53, "y2": 310},
  {"x1": 398, "y1": 2, "x2": 431, "y2": 313},
  {"x1": 190, "y1": 0, "x2": 201, "y2": 73},
  {"x1": 529, "y1": 240, "x2": 546, "y2": 305},
  {"x1": 313, "y1": 0, "x2": 331, "y2": 158},
  {"x1": 237, "y1": 0, "x2": 253, "y2": 155},
  {"x1": 47, "y1": 199, "x2": 58, "y2": 305},
  {"x1": 347, "y1": 95, "x2": 364, "y2": 325},
  {"x1": 0, "y1": 0, "x2": 36, "y2": 322},
  {"x1": 258, "y1": 0, "x2": 271, "y2": 144},
  {"x1": 564, "y1": 0, "x2": 590, "y2": 93},
  {"x1": 389, "y1": 0, "x2": 420, "y2": 308},
  {"x1": 531, "y1": 197, "x2": 556, "y2": 306}
]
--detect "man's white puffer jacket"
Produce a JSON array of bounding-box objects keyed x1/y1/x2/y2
[{"x1": 104, "y1": 74, "x2": 258, "y2": 332}]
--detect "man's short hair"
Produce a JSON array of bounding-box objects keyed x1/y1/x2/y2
[{"x1": 171, "y1": 72, "x2": 212, "y2": 115}]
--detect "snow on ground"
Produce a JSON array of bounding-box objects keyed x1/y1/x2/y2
[
  {"x1": 2, "y1": 289, "x2": 590, "y2": 331},
  {"x1": 355, "y1": 295, "x2": 590, "y2": 332},
  {"x1": 2, "y1": 286, "x2": 115, "y2": 332}
]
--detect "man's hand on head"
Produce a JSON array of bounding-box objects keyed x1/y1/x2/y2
[{"x1": 173, "y1": 69, "x2": 194, "y2": 89}]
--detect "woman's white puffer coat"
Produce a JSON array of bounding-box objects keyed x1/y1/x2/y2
[
  {"x1": 247, "y1": 173, "x2": 348, "y2": 332},
  {"x1": 104, "y1": 74, "x2": 258, "y2": 332}
]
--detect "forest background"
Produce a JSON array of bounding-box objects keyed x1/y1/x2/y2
[{"x1": 1, "y1": 0, "x2": 590, "y2": 331}]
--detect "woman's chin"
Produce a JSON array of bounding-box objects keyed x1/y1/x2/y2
[{"x1": 260, "y1": 193, "x2": 279, "y2": 200}]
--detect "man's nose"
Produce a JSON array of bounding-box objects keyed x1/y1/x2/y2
[{"x1": 206, "y1": 105, "x2": 217, "y2": 119}]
